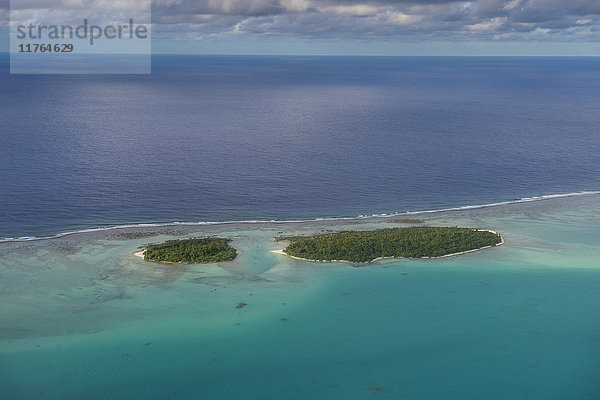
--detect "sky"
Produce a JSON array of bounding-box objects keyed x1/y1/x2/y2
[{"x1": 2, "y1": 0, "x2": 600, "y2": 55}]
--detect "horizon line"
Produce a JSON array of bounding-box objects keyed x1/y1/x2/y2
[{"x1": 2, "y1": 52, "x2": 600, "y2": 58}]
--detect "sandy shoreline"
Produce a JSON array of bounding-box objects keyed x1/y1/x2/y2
[
  {"x1": 270, "y1": 229, "x2": 504, "y2": 264},
  {"x1": 134, "y1": 249, "x2": 146, "y2": 259}
]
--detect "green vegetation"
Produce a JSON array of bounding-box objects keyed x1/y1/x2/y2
[
  {"x1": 278, "y1": 227, "x2": 501, "y2": 263},
  {"x1": 143, "y1": 238, "x2": 236, "y2": 264}
]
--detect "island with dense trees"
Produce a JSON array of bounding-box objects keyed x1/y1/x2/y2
[
  {"x1": 138, "y1": 238, "x2": 237, "y2": 264},
  {"x1": 275, "y1": 227, "x2": 502, "y2": 263}
]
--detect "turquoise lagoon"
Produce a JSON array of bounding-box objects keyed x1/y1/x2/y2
[{"x1": 1, "y1": 194, "x2": 600, "y2": 399}]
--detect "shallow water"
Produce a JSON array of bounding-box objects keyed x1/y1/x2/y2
[{"x1": 1, "y1": 194, "x2": 600, "y2": 399}]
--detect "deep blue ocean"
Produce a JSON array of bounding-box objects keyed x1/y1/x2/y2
[{"x1": 1, "y1": 55, "x2": 599, "y2": 239}]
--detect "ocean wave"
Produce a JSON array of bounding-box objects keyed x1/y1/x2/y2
[{"x1": 1, "y1": 190, "x2": 598, "y2": 243}]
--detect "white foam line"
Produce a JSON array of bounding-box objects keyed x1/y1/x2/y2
[{"x1": 1, "y1": 190, "x2": 598, "y2": 243}]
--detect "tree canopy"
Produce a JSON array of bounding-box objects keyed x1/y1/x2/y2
[
  {"x1": 278, "y1": 227, "x2": 501, "y2": 263},
  {"x1": 143, "y1": 238, "x2": 236, "y2": 264}
]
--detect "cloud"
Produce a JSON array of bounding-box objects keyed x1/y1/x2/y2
[{"x1": 3, "y1": 0, "x2": 600, "y2": 43}]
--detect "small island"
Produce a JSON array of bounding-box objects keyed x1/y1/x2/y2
[
  {"x1": 275, "y1": 227, "x2": 502, "y2": 263},
  {"x1": 137, "y1": 238, "x2": 237, "y2": 264}
]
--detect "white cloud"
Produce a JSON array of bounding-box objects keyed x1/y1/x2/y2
[
  {"x1": 316, "y1": 5, "x2": 382, "y2": 17},
  {"x1": 466, "y1": 17, "x2": 507, "y2": 31},
  {"x1": 503, "y1": 0, "x2": 522, "y2": 11}
]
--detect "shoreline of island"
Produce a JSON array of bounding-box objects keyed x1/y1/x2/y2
[
  {"x1": 134, "y1": 249, "x2": 234, "y2": 264},
  {"x1": 270, "y1": 229, "x2": 504, "y2": 263},
  {"x1": 134, "y1": 237, "x2": 237, "y2": 264},
  {"x1": 135, "y1": 230, "x2": 504, "y2": 264}
]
